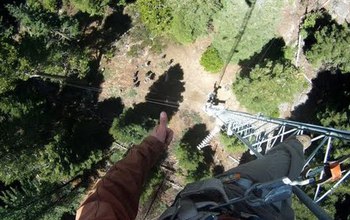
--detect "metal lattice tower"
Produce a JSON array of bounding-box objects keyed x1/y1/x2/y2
[{"x1": 198, "y1": 104, "x2": 350, "y2": 204}]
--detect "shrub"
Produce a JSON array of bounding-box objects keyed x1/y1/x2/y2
[
  {"x1": 200, "y1": 46, "x2": 224, "y2": 73},
  {"x1": 220, "y1": 133, "x2": 246, "y2": 154}
]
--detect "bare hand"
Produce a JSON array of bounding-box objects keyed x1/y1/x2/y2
[{"x1": 151, "y1": 112, "x2": 174, "y2": 146}]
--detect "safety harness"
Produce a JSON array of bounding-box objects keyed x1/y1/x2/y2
[{"x1": 159, "y1": 175, "x2": 294, "y2": 220}]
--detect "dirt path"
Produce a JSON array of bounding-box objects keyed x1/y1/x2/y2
[
  {"x1": 99, "y1": 34, "x2": 245, "y2": 134},
  {"x1": 99, "y1": 34, "x2": 247, "y2": 181}
]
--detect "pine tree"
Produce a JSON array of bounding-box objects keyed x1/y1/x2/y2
[
  {"x1": 0, "y1": 25, "x2": 27, "y2": 94},
  {"x1": 306, "y1": 23, "x2": 350, "y2": 73}
]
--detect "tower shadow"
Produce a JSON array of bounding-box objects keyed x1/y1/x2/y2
[
  {"x1": 121, "y1": 64, "x2": 186, "y2": 130},
  {"x1": 238, "y1": 37, "x2": 285, "y2": 77}
]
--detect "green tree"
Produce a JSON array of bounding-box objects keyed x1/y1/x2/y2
[
  {"x1": 200, "y1": 45, "x2": 224, "y2": 73},
  {"x1": 0, "y1": 25, "x2": 27, "y2": 94},
  {"x1": 27, "y1": 0, "x2": 60, "y2": 12},
  {"x1": 212, "y1": 0, "x2": 285, "y2": 63},
  {"x1": 168, "y1": 0, "x2": 222, "y2": 43},
  {"x1": 140, "y1": 168, "x2": 165, "y2": 204},
  {"x1": 7, "y1": 4, "x2": 80, "y2": 40},
  {"x1": 174, "y1": 124, "x2": 212, "y2": 182},
  {"x1": 220, "y1": 133, "x2": 246, "y2": 154},
  {"x1": 175, "y1": 141, "x2": 207, "y2": 183},
  {"x1": 233, "y1": 60, "x2": 307, "y2": 117},
  {"x1": 109, "y1": 116, "x2": 148, "y2": 145},
  {"x1": 6, "y1": 4, "x2": 90, "y2": 78},
  {"x1": 136, "y1": 0, "x2": 172, "y2": 35},
  {"x1": 305, "y1": 23, "x2": 350, "y2": 73},
  {"x1": 68, "y1": 0, "x2": 110, "y2": 16},
  {"x1": 19, "y1": 37, "x2": 90, "y2": 78},
  {"x1": 0, "y1": 178, "x2": 85, "y2": 220},
  {"x1": 0, "y1": 89, "x2": 51, "y2": 184}
]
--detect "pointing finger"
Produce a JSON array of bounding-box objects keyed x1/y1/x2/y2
[{"x1": 159, "y1": 111, "x2": 168, "y2": 129}]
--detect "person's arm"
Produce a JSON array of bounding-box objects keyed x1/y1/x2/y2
[{"x1": 76, "y1": 112, "x2": 173, "y2": 220}]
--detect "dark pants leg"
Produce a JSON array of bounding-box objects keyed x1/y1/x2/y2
[
  {"x1": 224, "y1": 138, "x2": 305, "y2": 183},
  {"x1": 221, "y1": 139, "x2": 305, "y2": 220}
]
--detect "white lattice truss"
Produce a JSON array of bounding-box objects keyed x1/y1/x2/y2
[{"x1": 197, "y1": 104, "x2": 350, "y2": 203}]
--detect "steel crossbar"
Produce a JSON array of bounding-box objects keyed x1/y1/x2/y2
[{"x1": 203, "y1": 105, "x2": 350, "y2": 203}]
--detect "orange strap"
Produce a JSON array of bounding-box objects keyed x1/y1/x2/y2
[{"x1": 329, "y1": 162, "x2": 342, "y2": 181}]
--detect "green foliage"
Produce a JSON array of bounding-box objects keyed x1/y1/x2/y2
[
  {"x1": 220, "y1": 133, "x2": 246, "y2": 154},
  {"x1": 109, "y1": 149, "x2": 125, "y2": 163},
  {"x1": 317, "y1": 108, "x2": 350, "y2": 131},
  {"x1": 233, "y1": 60, "x2": 307, "y2": 117},
  {"x1": 136, "y1": 0, "x2": 172, "y2": 35},
  {"x1": 292, "y1": 195, "x2": 317, "y2": 220},
  {"x1": 175, "y1": 141, "x2": 205, "y2": 180},
  {"x1": 200, "y1": 45, "x2": 224, "y2": 73},
  {"x1": 174, "y1": 124, "x2": 212, "y2": 183},
  {"x1": 42, "y1": 0, "x2": 59, "y2": 12},
  {"x1": 168, "y1": 0, "x2": 222, "y2": 44},
  {"x1": 283, "y1": 45, "x2": 297, "y2": 62},
  {"x1": 27, "y1": 0, "x2": 59, "y2": 12},
  {"x1": 0, "y1": 1, "x2": 131, "y2": 219},
  {"x1": 38, "y1": 135, "x2": 103, "y2": 182},
  {"x1": 18, "y1": 36, "x2": 90, "y2": 77},
  {"x1": 0, "y1": 100, "x2": 103, "y2": 184},
  {"x1": 305, "y1": 23, "x2": 350, "y2": 73},
  {"x1": 300, "y1": 11, "x2": 323, "y2": 38},
  {"x1": 212, "y1": 0, "x2": 285, "y2": 63},
  {"x1": 140, "y1": 168, "x2": 165, "y2": 204},
  {"x1": 0, "y1": 26, "x2": 26, "y2": 94},
  {"x1": 109, "y1": 112, "x2": 148, "y2": 145},
  {"x1": 69, "y1": 0, "x2": 110, "y2": 16},
  {"x1": 6, "y1": 4, "x2": 90, "y2": 78},
  {"x1": 127, "y1": 44, "x2": 143, "y2": 57},
  {"x1": 0, "y1": 178, "x2": 85, "y2": 220},
  {"x1": 7, "y1": 4, "x2": 80, "y2": 40}
]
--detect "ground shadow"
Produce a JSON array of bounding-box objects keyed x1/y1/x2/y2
[
  {"x1": 302, "y1": 12, "x2": 335, "y2": 52},
  {"x1": 80, "y1": 11, "x2": 132, "y2": 54},
  {"x1": 0, "y1": 0, "x2": 25, "y2": 27},
  {"x1": 290, "y1": 70, "x2": 350, "y2": 124},
  {"x1": 335, "y1": 194, "x2": 350, "y2": 220},
  {"x1": 213, "y1": 165, "x2": 225, "y2": 176},
  {"x1": 122, "y1": 64, "x2": 185, "y2": 130},
  {"x1": 238, "y1": 37, "x2": 285, "y2": 77},
  {"x1": 290, "y1": 70, "x2": 350, "y2": 219},
  {"x1": 239, "y1": 150, "x2": 257, "y2": 165},
  {"x1": 53, "y1": 84, "x2": 124, "y2": 163},
  {"x1": 97, "y1": 97, "x2": 124, "y2": 122}
]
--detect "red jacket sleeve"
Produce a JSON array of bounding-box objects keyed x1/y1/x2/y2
[{"x1": 76, "y1": 136, "x2": 166, "y2": 220}]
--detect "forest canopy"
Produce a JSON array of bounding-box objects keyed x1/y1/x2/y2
[{"x1": 0, "y1": 0, "x2": 349, "y2": 219}]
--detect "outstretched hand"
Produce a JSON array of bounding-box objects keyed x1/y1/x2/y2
[{"x1": 151, "y1": 112, "x2": 174, "y2": 146}]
